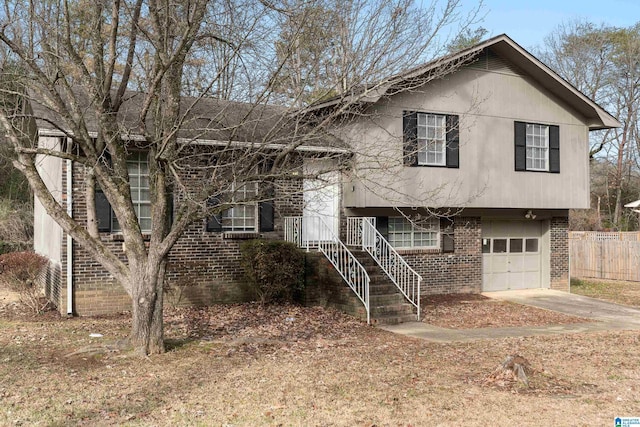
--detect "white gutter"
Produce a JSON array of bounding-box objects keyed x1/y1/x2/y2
[{"x1": 65, "y1": 138, "x2": 73, "y2": 315}]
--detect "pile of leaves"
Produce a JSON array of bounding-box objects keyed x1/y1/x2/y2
[
  {"x1": 163, "y1": 303, "x2": 368, "y2": 354},
  {"x1": 421, "y1": 294, "x2": 586, "y2": 329}
]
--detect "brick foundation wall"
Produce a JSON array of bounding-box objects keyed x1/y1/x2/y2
[
  {"x1": 303, "y1": 252, "x2": 368, "y2": 321},
  {"x1": 550, "y1": 216, "x2": 569, "y2": 291},
  {"x1": 61, "y1": 158, "x2": 304, "y2": 316},
  {"x1": 402, "y1": 216, "x2": 482, "y2": 295}
]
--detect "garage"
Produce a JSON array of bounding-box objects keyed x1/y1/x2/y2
[{"x1": 482, "y1": 220, "x2": 544, "y2": 291}]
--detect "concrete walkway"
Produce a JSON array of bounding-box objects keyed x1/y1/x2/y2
[{"x1": 380, "y1": 288, "x2": 640, "y2": 343}]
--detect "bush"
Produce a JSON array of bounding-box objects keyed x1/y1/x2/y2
[
  {"x1": 0, "y1": 199, "x2": 33, "y2": 257},
  {"x1": 0, "y1": 251, "x2": 49, "y2": 313},
  {"x1": 240, "y1": 240, "x2": 305, "y2": 304}
]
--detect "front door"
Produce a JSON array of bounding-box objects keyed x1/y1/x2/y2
[{"x1": 302, "y1": 160, "x2": 340, "y2": 242}]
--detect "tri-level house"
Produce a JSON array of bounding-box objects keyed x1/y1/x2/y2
[{"x1": 34, "y1": 35, "x2": 619, "y2": 322}]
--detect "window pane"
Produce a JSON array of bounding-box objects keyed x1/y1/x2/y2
[
  {"x1": 112, "y1": 152, "x2": 151, "y2": 232},
  {"x1": 493, "y1": 239, "x2": 507, "y2": 253},
  {"x1": 482, "y1": 238, "x2": 491, "y2": 253},
  {"x1": 427, "y1": 152, "x2": 436, "y2": 164},
  {"x1": 222, "y1": 183, "x2": 257, "y2": 231},
  {"x1": 138, "y1": 204, "x2": 151, "y2": 218},
  {"x1": 427, "y1": 126, "x2": 435, "y2": 139},
  {"x1": 526, "y1": 238, "x2": 539, "y2": 252},
  {"x1": 509, "y1": 238, "x2": 523, "y2": 253},
  {"x1": 525, "y1": 123, "x2": 549, "y2": 171},
  {"x1": 140, "y1": 189, "x2": 150, "y2": 202},
  {"x1": 418, "y1": 147, "x2": 427, "y2": 165},
  {"x1": 139, "y1": 218, "x2": 152, "y2": 231},
  {"x1": 388, "y1": 217, "x2": 438, "y2": 248}
]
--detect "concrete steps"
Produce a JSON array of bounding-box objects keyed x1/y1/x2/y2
[{"x1": 350, "y1": 249, "x2": 418, "y2": 325}]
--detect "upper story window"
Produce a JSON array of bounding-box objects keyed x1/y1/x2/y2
[
  {"x1": 221, "y1": 182, "x2": 258, "y2": 232},
  {"x1": 417, "y1": 113, "x2": 446, "y2": 166},
  {"x1": 525, "y1": 124, "x2": 549, "y2": 171},
  {"x1": 515, "y1": 121, "x2": 560, "y2": 173},
  {"x1": 388, "y1": 217, "x2": 439, "y2": 249},
  {"x1": 112, "y1": 151, "x2": 151, "y2": 233},
  {"x1": 403, "y1": 111, "x2": 459, "y2": 168}
]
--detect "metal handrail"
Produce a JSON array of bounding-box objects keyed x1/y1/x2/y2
[
  {"x1": 347, "y1": 217, "x2": 421, "y2": 320},
  {"x1": 284, "y1": 216, "x2": 370, "y2": 324}
]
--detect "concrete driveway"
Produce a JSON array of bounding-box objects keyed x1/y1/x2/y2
[
  {"x1": 380, "y1": 288, "x2": 640, "y2": 342},
  {"x1": 484, "y1": 288, "x2": 640, "y2": 327}
]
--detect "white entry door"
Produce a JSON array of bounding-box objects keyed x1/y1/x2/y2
[
  {"x1": 302, "y1": 160, "x2": 340, "y2": 242},
  {"x1": 482, "y1": 220, "x2": 543, "y2": 291}
]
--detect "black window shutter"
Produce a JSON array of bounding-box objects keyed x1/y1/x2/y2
[
  {"x1": 167, "y1": 192, "x2": 174, "y2": 227},
  {"x1": 95, "y1": 187, "x2": 112, "y2": 232},
  {"x1": 259, "y1": 201, "x2": 274, "y2": 232},
  {"x1": 259, "y1": 177, "x2": 276, "y2": 232},
  {"x1": 441, "y1": 218, "x2": 455, "y2": 253},
  {"x1": 549, "y1": 125, "x2": 560, "y2": 173},
  {"x1": 402, "y1": 111, "x2": 418, "y2": 166},
  {"x1": 514, "y1": 121, "x2": 527, "y2": 171},
  {"x1": 205, "y1": 196, "x2": 223, "y2": 232},
  {"x1": 375, "y1": 216, "x2": 389, "y2": 240},
  {"x1": 446, "y1": 115, "x2": 460, "y2": 168}
]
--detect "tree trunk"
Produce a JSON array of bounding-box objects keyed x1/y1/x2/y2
[{"x1": 130, "y1": 262, "x2": 166, "y2": 355}]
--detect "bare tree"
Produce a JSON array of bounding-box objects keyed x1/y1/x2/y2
[
  {"x1": 272, "y1": 0, "x2": 484, "y2": 105},
  {"x1": 0, "y1": 0, "x2": 481, "y2": 355},
  {"x1": 540, "y1": 22, "x2": 640, "y2": 230}
]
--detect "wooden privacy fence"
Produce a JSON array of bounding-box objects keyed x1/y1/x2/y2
[{"x1": 570, "y1": 232, "x2": 640, "y2": 282}]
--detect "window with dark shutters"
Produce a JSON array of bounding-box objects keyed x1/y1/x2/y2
[
  {"x1": 514, "y1": 121, "x2": 560, "y2": 173},
  {"x1": 403, "y1": 111, "x2": 459, "y2": 168}
]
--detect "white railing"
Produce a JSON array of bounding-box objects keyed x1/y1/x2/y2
[
  {"x1": 347, "y1": 217, "x2": 421, "y2": 320},
  {"x1": 284, "y1": 216, "x2": 370, "y2": 324}
]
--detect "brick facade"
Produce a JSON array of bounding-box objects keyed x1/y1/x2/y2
[
  {"x1": 401, "y1": 216, "x2": 483, "y2": 295},
  {"x1": 45, "y1": 154, "x2": 568, "y2": 316},
  {"x1": 303, "y1": 252, "x2": 368, "y2": 321},
  {"x1": 56, "y1": 158, "x2": 303, "y2": 316},
  {"x1": 549, "y1": 216, "x2": 569, "y2": 291}
]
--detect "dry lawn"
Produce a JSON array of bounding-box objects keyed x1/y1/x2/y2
[
  {"x1": 571, "y1": 278, "x2": 640, "y2": 307},
  {"x1": 1, "y1": 298, "x2": 639, "y2": 426}
]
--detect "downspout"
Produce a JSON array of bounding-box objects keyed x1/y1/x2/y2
[{"x1": 65, "y1": 140, "x2": 73, "y2": 316}]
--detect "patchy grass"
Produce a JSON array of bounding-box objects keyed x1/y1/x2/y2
[
  {"x1": 571, "y1": 278, "x2": 640, "y2": 307},
  {"x1": 421, "y1": 294, "x2": 587, "y2": 329},
  {"x1": 1, "y1": 301, "x2": 639, "y2": 426}
]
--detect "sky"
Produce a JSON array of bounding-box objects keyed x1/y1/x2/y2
[{"x1": 457, "y1": 0, "x2": 640, "y2": 50}]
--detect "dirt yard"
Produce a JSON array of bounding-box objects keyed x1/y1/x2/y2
[{"x1": 1, "y1": 294, "x2": 639, "y2": 426}]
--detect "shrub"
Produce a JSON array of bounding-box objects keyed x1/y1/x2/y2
[
  {"x1": 0, "y1": 251, "x2": 49, "y2": 313},
  {"x1": 0, "y1": 199, "x2": 33, "y2": 247},
  {"x1": 240, "y1": 240, "x2": 305, "y2": 304}
]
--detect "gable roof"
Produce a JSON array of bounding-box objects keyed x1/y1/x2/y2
[{"x1": 306, "y1": 34, "x2": 620, "y2": 131}]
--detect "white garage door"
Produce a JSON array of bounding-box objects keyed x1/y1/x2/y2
[{"x1": 482, "y1": 221, "x2": 542, "y2": 291}]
